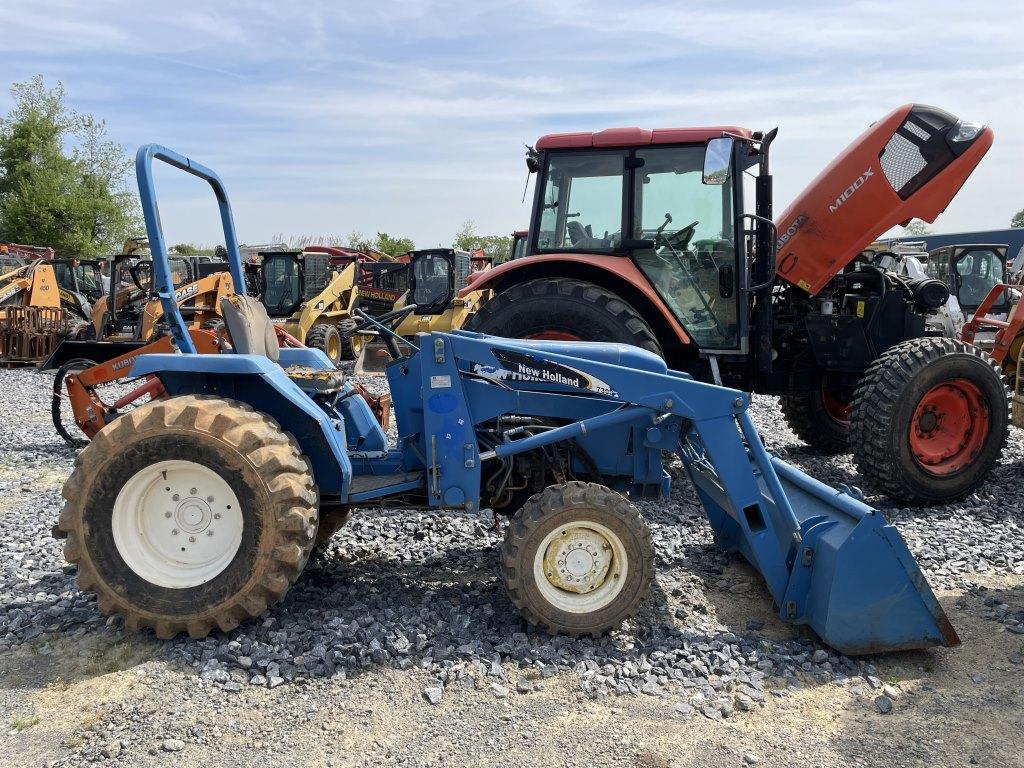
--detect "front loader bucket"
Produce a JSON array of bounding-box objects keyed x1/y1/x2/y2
[
  {"x1": 353, "y1": 338, "x2": 411, "y2": 376},
  {"x1": 683, "y1": 415, "x2": 958, "y2": 655}
]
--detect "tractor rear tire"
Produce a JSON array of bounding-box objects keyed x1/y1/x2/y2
[
  {"x1": 501, "y1": 481, "x2": 654, "y2": 637},
  {"x1": 849, "y1": 338, "x2": 1009, "y2": 506},
  {"x1": 56, "y1": 395, "x2": 318, "y2": 639},
  {"x1": 307, "y1": 323, "x2": 343, "y2": 365},
  {"x1": 466, "y1": 278, "x2": 662, "y2": 354},
  {"x1": 338, "y1": 318, "x2": 360, "y2": 361},
  {"x1": 779, "y1": 388, "x2": 850, "y2": 454}
]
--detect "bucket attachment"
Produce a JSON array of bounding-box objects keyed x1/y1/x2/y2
[
  {"x1": 681, "y1": 413, "x2": 958, "y2": 655},
  {"x1": 353, "y1": 337, "x2": 410, "y2": 376}
]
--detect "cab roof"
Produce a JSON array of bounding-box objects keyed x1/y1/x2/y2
[{"x1": 536, "y1": 126, "x2": 753, "y2": 150}]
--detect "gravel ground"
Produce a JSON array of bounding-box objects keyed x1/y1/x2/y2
[{"x1": 0, "y1": 365, "x2": 1022, "y2": 767}]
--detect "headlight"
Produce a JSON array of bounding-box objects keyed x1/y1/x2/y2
[{"x1": 950, "y1": 120, "x2": 983, "y2": 142}]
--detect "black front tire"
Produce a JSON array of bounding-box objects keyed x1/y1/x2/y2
[
  {"x1": 338, "y1": 317, "x2": 360, "y2": 361},
  {"x1": 306, "y1": 323, "x2": 343, "y2": 365},
  {"x1": 501, "y1": 482, "x2": 654, "y2": 636},
  {"x1": 850, "y1": 338, "x2": 1009, "y2": 505},
  {"x1": 51, "y1": 357, "x2": 97, "y2": 447}
]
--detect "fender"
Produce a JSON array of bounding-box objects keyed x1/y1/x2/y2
[
  {"x1": 129, "y1": 351, "x2": 352, "y2": 494},
  {"x1": 460, "y1": 254, "x2": 692, "y2": 347}
]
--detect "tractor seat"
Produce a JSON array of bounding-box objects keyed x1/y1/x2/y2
[{"x1": 219, "y1": 296, "x2": 345, "y2": 390}]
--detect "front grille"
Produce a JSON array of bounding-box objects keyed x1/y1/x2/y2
[{"x1": 878, "y1": 106, "x2": 958, "y2": 200}]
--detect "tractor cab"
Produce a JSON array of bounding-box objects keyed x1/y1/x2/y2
[
  {"x1": 526, "y1": 129, "x2": 752, "y2": 352},
  {"x1": 52, "y1": 258, "x2": 105, "y2": 320},
  {"x1": 256, "y1": 250, "x2": 332, "y2": 318},
  {"x1": 926, "y1": 244, "x2": 1011, "y2": 314},
  {"x1": 96, "y1": 254, "x2": 191, "y2": 338},
  {"x1": 358, "y1": 260, "x2": 410, "y2": 315},
  {"x1": 510, "y1": 230, "x2": 528, "y2": 260},
  {"x1": 408, "y1": 249, "x2": 471, "y2": 314}
]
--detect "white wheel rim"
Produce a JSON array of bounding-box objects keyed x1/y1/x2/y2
[
  {"x1": 112, "y1": 459, "x2": 244, "y2": 589},
  {"x1": 532, "y1": 521, "x2": 628, "y2": 614}
]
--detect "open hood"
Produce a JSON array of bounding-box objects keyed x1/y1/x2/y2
[{"x1": 775, "y1": 104, "x2": 993, "y2": 296}]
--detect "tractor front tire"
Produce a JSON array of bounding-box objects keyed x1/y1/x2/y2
[
  {"x1": 56, "y1": 395, "x2": 318, "y2": 639},
  {"x1": 779, "y1": 388, "x2": 851, "y2": 454},
  {"x1": 307, "y1": 323, "x2": 343, "y2": 365},
  {"x1": 68, "y1": 320, "x2": 93, "y2": 341},
  {"x1": 466, "y1": 278, "x2": 662, "y2": 354},
  {"x1": 501, "y1": 482, "x2": 654, "y2": 636},
  {"x1": 850, "y1": 338, "x2": 1009, "y2": 505}
]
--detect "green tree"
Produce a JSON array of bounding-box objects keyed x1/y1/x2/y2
[
  {"x1": 901, "y1": 219, "x2": 931, "y2": 237},
  {"x1": 452, "y1": 219, "x2": 513, "y2": 262},
  {"x1": 374, "y1": 232, "x2": 415, "y2": 259},
  {"x1": 1012, "y1": 209, "x2": 1024, "y2": 228},
  {"x1": 170, "y1": 243, "x2": 200, "y2": 255},
  {"x1": 0, "y1": 76, "x2": 141, "y2": 257},
  {"x1": 74, "y1": 114, "x2": 141, "y2": 255}
]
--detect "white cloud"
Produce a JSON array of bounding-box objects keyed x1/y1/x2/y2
[{"x1": 0, "y1": 0, "x2": 1020, "y2": 245}]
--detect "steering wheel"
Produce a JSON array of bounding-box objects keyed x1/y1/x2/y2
[
  {"x1": 661, "y1": 220, "x2": 699, "y2": 252},
  {"x1": 346, "y1": 305, "x2": 419, "y2": 360}
]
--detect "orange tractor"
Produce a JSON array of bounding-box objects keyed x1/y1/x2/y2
[
  {"x1": 464, "y1": 104, "x2": 1006, "y2": 505},
  {"x1": 961, "y1": 271, "x2": 1024, "y2": 427}
]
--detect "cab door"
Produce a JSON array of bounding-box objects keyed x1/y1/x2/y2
[{"x1": 630, "y1": 144, "x2": 743, "y2": 352}]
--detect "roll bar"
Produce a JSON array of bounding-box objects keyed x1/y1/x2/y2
[{"x1": 135, "y1": 144, "x2": 245, "y2": 354}]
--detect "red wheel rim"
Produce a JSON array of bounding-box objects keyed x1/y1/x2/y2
[
  {"x1": 820, "y1": 388, "x2": 851, "y2": 424},
  {"x1": 909, "y1": 378, "x2": 990, "y2": 476},
  {"x1": 522, "y1": 330, "x2": 582, "y2": 342}
]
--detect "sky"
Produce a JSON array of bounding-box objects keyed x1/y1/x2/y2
[{"x1": 1, "y1": 0, "x2": 1022, "y2": 248}]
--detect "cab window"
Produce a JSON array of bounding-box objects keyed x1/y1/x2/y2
[{"x1": 537, "y1": 151, "x2": 625, "y2": 251}]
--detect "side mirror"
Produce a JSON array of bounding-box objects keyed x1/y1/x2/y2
[{"x1": 703, "y1": 137, "x2": 733, "y2": 185}]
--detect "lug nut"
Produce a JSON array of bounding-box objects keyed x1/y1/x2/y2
[
  {"x1": 164, "y1": 512, "x2": 172, "y2": 518},
  {"x1": 171, "y1": 529, "x2": 179, "y2": 535},
  {"x1": 214, "y1": 513, "x2": 222, "y2": 520},
  {"x1": 190, "y1": 488, "x2": 197, "y2": 495},
  {"x1": 207, "y1": 530, "x2": 214, "y2": 537},
  {"x1": 189, "y1": 536, "x2": 196, "y2": 543},
  {"x1": 172, "y1": 494, "x2": 180, "y2": 501},
  {"x1": 206, "y1": 496, "x2": 214, "y2": 502}
]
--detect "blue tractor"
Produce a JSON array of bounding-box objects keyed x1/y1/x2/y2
[{"x1": 56, "y1": 146, "x2": 957, "y2": 654}]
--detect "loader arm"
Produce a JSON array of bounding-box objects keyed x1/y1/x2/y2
[{"x1": 293, "y1": 261, "x2": 359, "y2": 332}]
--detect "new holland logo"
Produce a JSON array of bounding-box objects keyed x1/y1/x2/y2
[
  {"x1": 828, "y1": 167, "x2": 874, "y2": 213},
  {"x1": 361, "y1": 288, "x2": 402, "y2": 303},
  {"x1": 474, "y1": 348, "x2": 618, "y2": 397}
]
